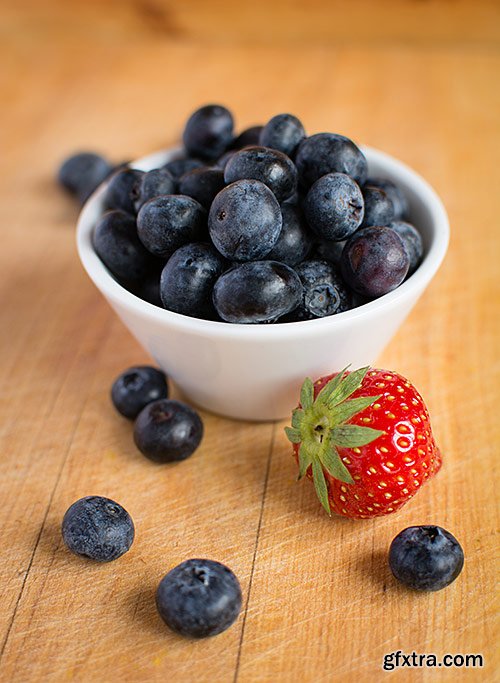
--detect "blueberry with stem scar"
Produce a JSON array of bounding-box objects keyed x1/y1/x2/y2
[{"x1": 62, "y1": 496, "x2": 134, "y2": 562}]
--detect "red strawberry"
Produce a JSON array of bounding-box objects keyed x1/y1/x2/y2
[{"x1": 285, "y1": 367, "x2": 442, "y2": 519}]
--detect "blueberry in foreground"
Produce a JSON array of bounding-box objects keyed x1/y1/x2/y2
[
  {"x1": 58, "y1": 151, "x2": 113, "y2": 204},
  {"x1": 93, "y1": 209, "x2": 156, "y2": 284},
  {"x1": 137, "y1": 195, "x2": 206, "y2": 258},
  {"x1": 132, "y1": 168, "x2": 176, "y2": 213},
  {"x1": 388, "y1": 221, "x2": 423, "y2": 276},
  {"x1": 134, "y1": 399, "x2": 203, "y2": 463},
  {"x1": 340, "y1": 226, "x2": 410, "y2": 297},
  {"x1": 213, "y1": 261, "x2": 303, "y2": 323},
  {"x1": 259, "y1": 113, "x2": 306, "y2": 158},
  {"x1": 304, "y1": 172, "x2": 364, "y2": 241},
  {"x1": 182, "y1": 104, "x2": 234, "y2": 161},
  {"x1": 266, "y1": 204, "x2": 312, "y2": 266},
  {"x1": 160, "y1": 242, "x2": 226, "y2": 319},
  {"x1": 62, "y1": 496, "x2": 134, "y2": 562},
  {"x1": 389, "y1": 526, "x2": 464, "y2": 591},
  {"x1": 224, "y1": 145, "x2": 298, "y2": 202},
  {"x1": 295, "y1": 133, "x2": 368, "y2": 187},
  {"x1": 104, "y1": 168, "x2": 144, "y2": 215},
  {"x1": 209, "y1": 179, "x2": 282, "y2": 261},
  {"x1": 111, "y1": 366, "x2": 169, "y2": 419},
  {"x1": 156, "y1": 559, "x2": 242, "y2": 638}
]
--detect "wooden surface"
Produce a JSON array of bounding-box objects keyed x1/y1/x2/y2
[{"x1": 1, "y1": 2, "x2": 499, "y2": 681}]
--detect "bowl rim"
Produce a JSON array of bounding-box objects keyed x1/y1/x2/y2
[{"x1": 76, "y1": 145, "x2": 449, "y2": 340}]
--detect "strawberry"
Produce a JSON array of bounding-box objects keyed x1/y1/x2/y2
[{"x1": 285, "y1": 367, "x2": 442, "y2": 519}]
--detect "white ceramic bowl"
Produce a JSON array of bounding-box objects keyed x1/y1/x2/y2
[{"x1": 77, "y1": 146, "x2": 449, "y2": 421}]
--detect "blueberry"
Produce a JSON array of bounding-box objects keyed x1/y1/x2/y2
[
  {"x1": 340, "y1": 226, "x2": 410, "y2": 297},
  {"x1": 304, "y1": 172, "x2": 364, "y2": 241},
  {"x1": 291, "y1": 259, "x2": 353, "y2": 320},
  {"x1": 283, "y1": 189, "x2": 301, "y2": 206},
  {"x1": 58, "y1": 152, "x2": 113, "y2": 204},
  {"x1": 93, "y1": 209, "x2": 156, "y2": 284},
  {"x1": 311, "y1": 239, "x2": 346, "y2": 266},
  {"x1": 137, "y1": 195, "x2": 206, "y2": 258},
  {"x1": 162, "y1": 157, "x2": 205, "y2": 179},
  {"x1": 231, "y1": 125, "x2": 263, "y2": 150},
  {"x1": 389, "y1": 526, "x2": 464, "y2": 591},
  {"x1": 156, "y1": 559, "x2": 242, "y2": 638},
  {"x1": 361, "y1": 185, "x2": 395, "y2": 227},
  {"x1": 213, "y1": 261, "x2": 302, "y2": 324},
  {"x1": 104, "y1": 168, "x2": 144, "y2": 215},
  {"x1": 183, "y1": 104, "x2": 234, "y2": 161},
  {"x1": 388, "y1": 221, "x2": 423, "y2": 275},
  {"x1": 133, "y1": 168, "x2": 176, "y2": 212},
  {"x1": 133, "y1": 399, "x2": 203, "y2": 463},
  {"x1": 224, "y1": 146, "x2": 297, "y2": 202},
  {"x1": 295, "y1": 133, "x2": 368, "y2": 188},
  {"x1": 160, "y1": 243, "x2": 226, "y2": 319},
  {"x1": 209, "y1": 179, "x2": 282, "y2": 261},
  {"x1": 62, "y1": 496, "x2": 134, "y2": 562},
  {"x1": 129, "y1": 264, "x2": 165, "y2": 307},
  {"x1": 266, "y1": 204, "x2": 312, "y2": 266},
  {"x1": 111, "y1": 365, "x2": 168, "y2": 419},
  {"x1": 367, "y1": 177, "x2": 409, "y2": 220},
  {"x1": 259, "y1": 113, "x2": 305, "y2": 158},
  {"x1": 215, "y1": 150, "x2": 237, "y2": 171},
  {"x1": 178, "y1": 168, "x2": 226, "y2": 210}
]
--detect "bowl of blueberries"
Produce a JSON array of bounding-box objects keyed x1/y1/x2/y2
[{"x1": 75, "y1": 105, "x2": 449, "y2": 420}]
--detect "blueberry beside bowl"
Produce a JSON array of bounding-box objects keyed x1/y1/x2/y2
[{"x1": 77, "y1": 128, "x2": 448, "y2": 420}]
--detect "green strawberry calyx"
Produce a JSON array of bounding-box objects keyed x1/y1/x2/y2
[{"x1": 284, "y1": 366, "x2": 384, "y2": 515}]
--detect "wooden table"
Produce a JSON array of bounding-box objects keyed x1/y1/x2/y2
[{"x1": 1, "y1": 2, "x2": 499, "y2": 681}]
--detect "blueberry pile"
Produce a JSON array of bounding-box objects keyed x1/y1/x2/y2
[
  {"x1": 55, "y1": 110, "x2": 463, "y2": 643},
  {"x1": 60, "y1": 364, "x2": 243, "y2": 639},
  {"x1": 111, "y1": 365, "x2": 204, "y2": 464},
  {"x1": 61, "y1": 105, "x2": 424, "y2": 323}
]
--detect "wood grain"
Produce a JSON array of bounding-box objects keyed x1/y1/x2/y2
[{"x1": 1, "y1": 2, "x2": 499, "y2": 681}]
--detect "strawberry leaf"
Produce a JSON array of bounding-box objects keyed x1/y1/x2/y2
[
  {"x1": 315, "y1": 367, "x2": 349, "y2": 406},
  {"x1": 319, "y1": 444, "x2": 354, "y2": 484},
  {"x1": 330, "y1": 395, "x2": 381, "y2": 425},
  {"x1": 331, "y1": 424, "x2": 384, "y2": 448},
  {"x1": 312, "y1": 458, "x2": 331, "y2": 515},
  {"x1": 298, "y1": 443, "x2": 313, "y2": 479},
  {"x1": 284, "y1": 426, "x2": 302, "y2": 443},
  {"x1": 291, "y1": 409, "x2": 305, "y2": 429},
  {"x1": 300, "y1": 377, "x2": 314, "y2": 409},
  {"x1": 327, "y1": 366, "x2": 370, "y2": 408}
]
